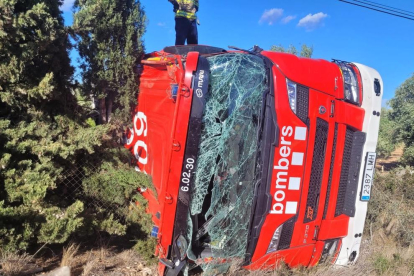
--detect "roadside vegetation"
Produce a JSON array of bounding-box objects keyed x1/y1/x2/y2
[
  {"x1": 1, "y1": 0, "x2": 414, "y2": 275},
  {"x1": 270, "y1": 43, "x2": 314, "y2": 58},
  {"x1": 0, "y1": 0, "x2": 155, "y2": 274}
]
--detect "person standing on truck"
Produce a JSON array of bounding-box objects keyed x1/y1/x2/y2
[{"x1": 168, "y1": 0, "x2": 199, "y2": 45}]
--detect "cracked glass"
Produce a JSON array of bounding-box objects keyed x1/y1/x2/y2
[{"x1": 186, "y1": 53, "x2": 268, "y2": 274}]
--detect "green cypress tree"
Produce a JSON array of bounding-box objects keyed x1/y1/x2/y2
[
  {"x1": 0, "y1": 0, "x2": 108, "y2": 251},
  {"x1": 72, "y1": 1, "x2": 156, "y2": 261},
  {"x1": 73, "y1": 0, "x2": 146, "y2": 125}
]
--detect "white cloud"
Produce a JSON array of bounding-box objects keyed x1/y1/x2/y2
[
  {"x1": 297, "y1": 12, "x2": 328, "y2": 31},
  {"x1": 259, "y1": 8, "x2": 284, "y2": 25},
  {"x1": 157, "y1": 22, "x2": 166, "y2": 27},
  {"x1": 282, "y1": 15, "x2": 296, "y2": 24},
  {"x1": 60, "y1": 0, "x2": 75, "y2": 12}
]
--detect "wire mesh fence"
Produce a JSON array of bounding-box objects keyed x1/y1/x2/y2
[{"x1": 57, "y1": 162, "x2": 129, "y2": 223}]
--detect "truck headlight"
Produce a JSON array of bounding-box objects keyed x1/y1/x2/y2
[
  {"x1": 286, "y1": 79, "x2": 297, "y2": 114},
  {"x1": 319, "y1": 239, "x2": 341, "y2": 264},
  {"x1": 175, "y1": 235, "x2": 188, "y2": 261},
  {"x1": 267, "y1": 224, "x2": 283, "y2": 254},
  {"x1": 337, "y1": 62, "x2": 361, "y2": 105}
]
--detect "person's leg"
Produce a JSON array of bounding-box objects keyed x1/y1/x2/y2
[
  {"x1": 175, "y1": 17, "x2": 189, "y2": 45},
  {"x1": 187, "y1": 20, "x2": 198, "y2": 45}
]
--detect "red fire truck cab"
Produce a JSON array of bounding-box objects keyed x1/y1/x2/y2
[{"x1": 125, "y1": 45, "x2": 383, "y2": 275}]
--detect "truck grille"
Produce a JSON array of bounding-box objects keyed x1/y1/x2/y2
[
  {"x1": 304, "y1": 119, "x2": 328, "y2": 223},
  {"x1": 278, "y1": 217, "x2": 296, "y2": 250},
  {"x1": 335, "y1": 128, "x2": 366, "y2": 217},
  {"x1": 296, "y1": 85, "x2": 309, "y2": 124},
  {"x1": 323, "y1": 124, "x2": 338, "y2": 219}
]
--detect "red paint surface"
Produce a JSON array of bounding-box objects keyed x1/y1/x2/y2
[{"x1": 126, "y1": 48, "x2": 366, "y2": 274}]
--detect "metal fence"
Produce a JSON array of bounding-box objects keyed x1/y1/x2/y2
[{"x1": 58, "y1": 163, "x2": 128, "y2": 223}]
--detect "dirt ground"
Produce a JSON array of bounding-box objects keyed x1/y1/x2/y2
[
  {"x1": 376, "y1": 146, "x2": 403, "y2": 171},
  {"x1": 0, "y1": 236, "x2": 156, "y2": 276}
]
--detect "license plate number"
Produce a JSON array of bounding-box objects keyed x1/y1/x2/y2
[{"x1": 361, "y1": 152, "x2": 376, "y2": 201}]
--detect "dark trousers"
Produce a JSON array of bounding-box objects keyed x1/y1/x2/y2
[{"x1": 175, "y1": 17, "x2": 198, "y2": 45}]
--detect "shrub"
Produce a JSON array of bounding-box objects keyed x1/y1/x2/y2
[
  {"x1": 376, "y1": 109, "x2": 396, "y2": 158},
  {"x1": 366, "y1": 169, "x2": 414, "y2": 247},
  {"x1": 373, "y1": 255, "x2": 392, "y2": 275}
]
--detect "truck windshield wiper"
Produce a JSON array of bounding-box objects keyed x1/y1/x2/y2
[{"x1": 228, "y1": 45, "x2": 263, "y2": 55}]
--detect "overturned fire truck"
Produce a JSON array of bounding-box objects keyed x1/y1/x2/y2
[{"x1": 125, "y1": 45, "x2": 383, "y2": 275}]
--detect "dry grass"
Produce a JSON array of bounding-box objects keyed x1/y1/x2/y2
[
  {"x1": 60, "y1": 243, "x2": 80, "y2": 268},
  {"x1": 99, "y1": 245, "x2": 108, "y2": 262},
  {"x1": 71, "y1": 246, "x2": 154, "y2": 276},
  {"x1": 117, "y1": 249, "x2": 138, "y2": 265},
  {"x1": 81, "y1": 259, "x2": 97, "y2": 276},
  {"x1": 96, "y1": 236, "x2": 111, "y2": 262},
  {"x1": 366, "y1": 233, "x2": 414, "y2": 276},
  {"x1": 0, "y1": 252, "x2": 31, "y2": 276}
]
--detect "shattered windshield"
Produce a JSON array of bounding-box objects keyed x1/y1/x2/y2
[{"x1": 187, "y1": 53, "x2": 268, "y2": 272}]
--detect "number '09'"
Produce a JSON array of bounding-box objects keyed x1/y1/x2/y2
[{"x1": 133, "y1": 112, "x2": 148, "y2": 172}]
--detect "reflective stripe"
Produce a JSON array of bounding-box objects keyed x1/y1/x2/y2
[
  {"x1": 175, "y1": 0, "x2": 197, "y2": 20},
  {"x1": 176, "y1": 10, "x2": 196, "y2": 20}
]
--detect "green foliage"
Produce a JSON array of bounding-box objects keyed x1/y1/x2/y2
[
  {"x1": 93, "y1": 214, "x2": 127, "y2": 235},
  {"x1": 82, "y1": 161, "x2": 149, "y2": 206},
  {"x1": 0, "y1": 200, "x2": 85, "y2": 251},
  {"x1": 0, "y1": 0, "x2": 176, "y2": 265},
  {"x1": 0, "y1": 202, "x2": 36, "y2": 251},
  {"x1": 270, "y1": 44, "x2": 313, "y2": 58},
  {"x1": 0, "y1": 0, "x2": 110, "y2": 251},
  {"x1": 402, "y1": 146, "x2": 414, "y2": 165},
  {"x1": 71, "y1": 158, "x2": 156, "y2": 262},
  {"x1": 73, "y1": 0, "x2": 146, "y2": 125},
  {"x1": 129, "y1": 193, "x2": 153, "y2": 236},
  {"x1": 74, "y1": 148, "x2": 155, "y2": 255},
  {"x1": 85, "y1": 117, "x2": 96, "y2": 127},
  {"x1": 366, "y1": 169, "x2": 414, "y2": 247},
  {"x1": 71, "y1": 2, "x2": 153, "y2": 257},
  {"x1": 133, "y1": 238, "x2": 157, "y2": 264},
  {"x1": 299, "y1": 44, "x2": 313, "y2": 58},
  {"x1": 389, "y1": 74, "x2": 414, "y2": 164},
  {"x1": 38, "y1": 201, "x2": 84, "y2": 244},
  {"x1": 376, "y1": 108, "x2": 396, "y2": 158},
  {"x1": 82, "y1": 152, "x2": 153, "y2": 229},
  {"x1": 72, "y1": 0, "x2": 154, "y2": 254},
  {"x1": 373, "y1": 254, "x2": 392, "y2": 275}
]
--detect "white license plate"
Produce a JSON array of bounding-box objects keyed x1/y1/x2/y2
[{"x1": 361, "y1": 152, "x2": 376, "y2": 201}]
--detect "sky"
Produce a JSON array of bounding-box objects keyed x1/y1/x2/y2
[{"x1": 61, "y1": 0, "x2": 414, "y2": 104}]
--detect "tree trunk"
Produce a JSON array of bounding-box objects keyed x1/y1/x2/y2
[
  {"x1": 106, "y1": 97, "x2": 113, "y2": 123},
  {"x1": 99, "y1": 98, "x2": 107, "y2": 124}
]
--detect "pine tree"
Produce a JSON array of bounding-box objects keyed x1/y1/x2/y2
[
  {"x1": 73, "y1": 0, "x2": 146, "y2": 125},
  {"x1": 0, "y1": 0, "x2": 108, "y2": 250}
]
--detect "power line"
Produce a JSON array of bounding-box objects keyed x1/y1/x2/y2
[
  {"x1": 351, "y1": 0, "x2": 414, "y2": 17},
  {"x1": 355, "y1": 0, "x2": 414, "y2": 16},
  {"x1": 338, "y1": 0, "x2": 414, "y2": 21},
  {"x1": 339, "y1": 0, "x2": 414, "y2": 19}
]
